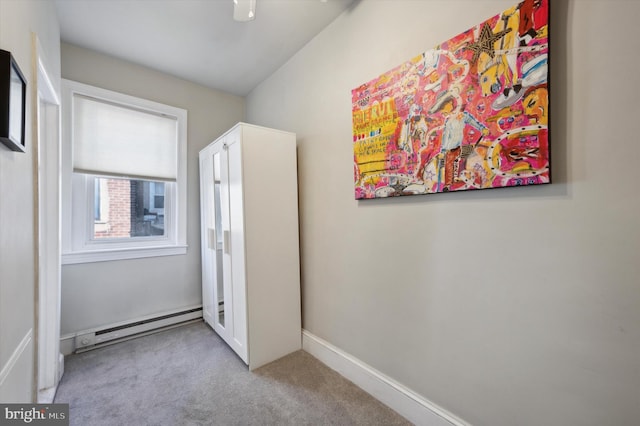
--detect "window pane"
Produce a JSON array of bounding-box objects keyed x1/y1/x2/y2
[{"x1": 93, "y1": 177, "x2": 166, "y2": 239}]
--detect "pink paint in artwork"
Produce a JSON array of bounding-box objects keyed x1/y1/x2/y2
[{"x1": 352, "y1": 0, "x2": 550, "y2": 199}]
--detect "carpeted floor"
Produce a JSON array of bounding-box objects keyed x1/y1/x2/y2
[{"x1": 54, "y1": 321, "x2": 411, "y2": 425}]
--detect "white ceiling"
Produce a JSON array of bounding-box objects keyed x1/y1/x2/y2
[{"x1": 55, "y1": 0, "x2": 354, "y2": 96}]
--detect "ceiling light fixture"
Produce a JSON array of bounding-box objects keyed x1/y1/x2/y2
[{"x1": 233, "y1": 0, "x2": 256, "y2": 22}]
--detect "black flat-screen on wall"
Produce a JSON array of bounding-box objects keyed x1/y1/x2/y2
[{"x1": 0, "y1": 49, "x2": 27, "y2": 152}]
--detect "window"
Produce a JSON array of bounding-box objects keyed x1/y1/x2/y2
[
  {"x1": 61, "y1": 79, "x2": 187, "y2": 264},
  {"x1": 92, "y1": 177, "x2": 166, "y2": 239}
]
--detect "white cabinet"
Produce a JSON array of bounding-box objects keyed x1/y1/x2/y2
[{"x1": 199, "y1": 122, "x2": 301, "y2": 370}]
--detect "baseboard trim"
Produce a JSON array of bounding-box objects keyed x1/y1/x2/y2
[{"x1": 302, "y1": 330, "x2": 470, "y2": 426}]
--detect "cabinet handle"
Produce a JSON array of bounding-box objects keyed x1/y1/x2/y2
[
  {"x1": 209, "y1": 228, "x2": 216, "y2": 250},
  {"x1": 223, "y1": 230, "x2": 230, "y2": 254}
]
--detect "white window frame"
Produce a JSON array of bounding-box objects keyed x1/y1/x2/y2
[{"x1": 61, "y1": 79, "x2": 187, "y2": 264}]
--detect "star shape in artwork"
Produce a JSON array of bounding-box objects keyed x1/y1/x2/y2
[
  {"x1": 424, "y1": 169, "x2": 435, "y2": 181},
  {"x1": 465, "y1": 23, "x2": 512, "y2": 64}
]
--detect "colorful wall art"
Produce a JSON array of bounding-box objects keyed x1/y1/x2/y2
[{"x1": 352, "y1": 0, "x2": 549, "y2": 199}]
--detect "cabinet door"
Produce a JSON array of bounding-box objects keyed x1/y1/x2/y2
[
  {"x1": 201, "y1": 140, "x2": 235, "y2": 345},
  {"x1": 226, "y1": 135, "x2": 248, "y2": 362},
  {"x1": 199, "y1": 146, "x2": 216, "y2": 327},
  {"x1": 201, "y1": 135, "x2": 247, "y2": 363}
]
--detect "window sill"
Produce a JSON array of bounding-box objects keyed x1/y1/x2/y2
[{"x1": 61, "y1": 244, "x2": 188, "y2": 265}]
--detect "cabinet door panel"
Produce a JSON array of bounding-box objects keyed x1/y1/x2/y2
[
  {"x1": 199, "y1": 149, "x2": 215, "y2": 327},
  {"x1": 227, "y1": 138, "x2": 248, "y2": 362},
  {"x1": 200, "y1": 139, "x2": 236, "y2": 348},
  {"x1": 216, "y1": 143, "x2": 234, "y2": 345}
]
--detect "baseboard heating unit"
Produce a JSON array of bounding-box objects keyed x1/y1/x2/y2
[{"x1": 71, "y1": 306, "x2": 203, "y2": 353}]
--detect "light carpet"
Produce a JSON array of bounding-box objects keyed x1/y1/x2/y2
[{"x1": 54, "y1": 321, "x2": 411, "y2": 425}]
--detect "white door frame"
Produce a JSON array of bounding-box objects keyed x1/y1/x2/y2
[{"x1": 33, "y1": 34, "x2": 62, "y2": 402}]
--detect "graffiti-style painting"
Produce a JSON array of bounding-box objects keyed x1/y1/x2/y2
[{"x1": 352, "y1": 0, "x2": 549, "y2": 199}]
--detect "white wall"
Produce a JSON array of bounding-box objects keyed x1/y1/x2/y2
[
  {"x1": 59, "y1": 43, "x2": 244, "y2": 336},
  {"x1": 246, "y1": 1, "x2": 640, "y2": 425},
  {"x1": 0, "y1": 0, "x2": 60, "y2": 401}
]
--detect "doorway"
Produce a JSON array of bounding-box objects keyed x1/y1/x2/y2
[{"x1": 34, "y1": 36, "x2": 62, "y2": 403}]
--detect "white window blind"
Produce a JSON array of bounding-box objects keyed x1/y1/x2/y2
[{"x1": 72, "y1": 94, "x2": 178, "y2": 181}]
